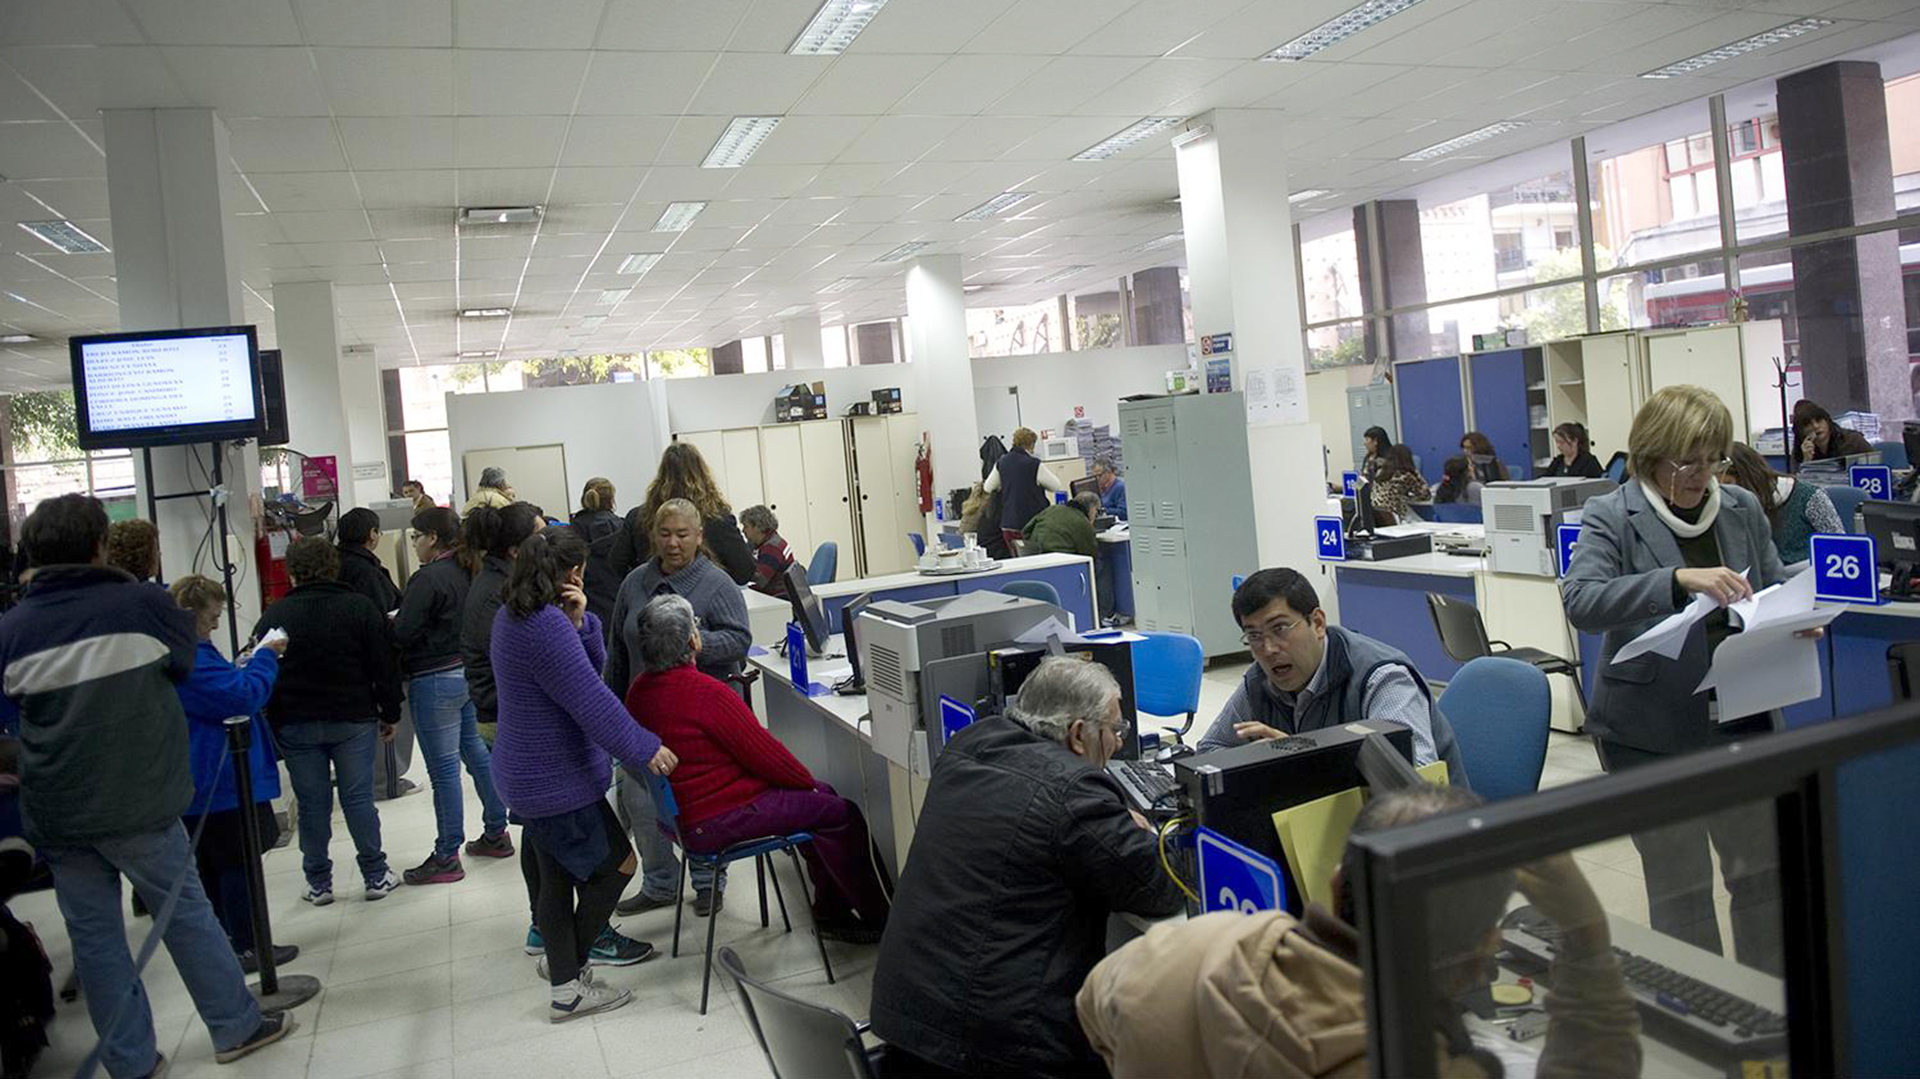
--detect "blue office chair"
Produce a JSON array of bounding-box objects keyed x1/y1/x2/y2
[
  {"x1": 1873, "y1": 440, "x2": 1911, "y2": 469},
  {"x1": 1001, "y1": 579, "x2": 1061, "y2": 608},
  {"x1": 807, "y1": 542, "x2": 838, "y2": 585},
  {"x1": 1603, "y1": 452, "x2": 1628, "y2": 485},
  {"x1": 908, "y1": 532, "x2": 926, "y2": 557},
  {"x1": 1131, "y1": 632, "x2": 1204, "y2": 744},
  {"x1": 1429, "y1": 503, "x2": 1482, "y2": 524},
  {"x1": 1823, "y1": 484, "x2": 1868, "y2": 532},
  {"x1": 1436, "y1": 656, "x2": 1550, "y2": 801},
  {"x1": 646, "y1": 774, "x2": 835, "y2": 1014}
]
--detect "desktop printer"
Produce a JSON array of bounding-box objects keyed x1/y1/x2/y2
[
  {"x1": 1483, "y1": 477, "x2": 1613, "y2": 576},
  {"x1": 859, "y1": 592, "x2": 1067, "y2": 771}
]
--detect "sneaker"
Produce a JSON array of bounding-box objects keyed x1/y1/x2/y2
[
  {"x1": 464, "y1": 831, "x2": 515, "y2": 859},
  {"x1": 816, "y1": 923, "x2": 885, "y2": 946},
  {"x1": 524, "y1": 925, "x2": 543, "y2": 955},
  {"x1": 213, "y1": 1013, "x2": 296, "y2": 1064},
  {"x1": 143, "y1": 1051, "x2": 168, "y2": 1078},
  {"x1": 588, "y1": 926, "x2": 656, "y2": 967},
  {"x1": 692, "y1": 889, "x2": 724, "y2": 918},
  {"x1": 534, "y1": 956, "x2": 594, "y2": 984},
  {"x1": 299, "y1": 885, "x2": 333, "y2": 907},
  {"x1": 363, "y1": 869, "x2": 401, "y2": 901},
  {"x1": 550, "y1": 980, "x2": 630, "y2": 1023},
  {"x1": 613, "y1": 891, "x2": 676, "y2": 917},
  {"x1": 237, "y1": 944, "x2": 300, "y2": 974},
  {"x1": 402, "y1": 853, "x2": 465, "y2": 885}
]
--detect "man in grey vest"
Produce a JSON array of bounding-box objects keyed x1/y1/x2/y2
[{"x1": 1196, "y1": 568, "x2": 1468, "y2": 786}]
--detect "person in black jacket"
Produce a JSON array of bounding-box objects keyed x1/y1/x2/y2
[
  {"x1": 395, "y1": 507, "x2": 512, "y2": 886},
  {"x1": 253, "y1": 537, "x2": 403, "y2": 905},
  {"x1": 607, "y1": 442, "x2": 755, "y2": 586},
  {"x1": 1543, "y1": 422, "x2": 1606, "y2": 479},
  {"x1": 335, "y1": 507, "x2": 402, "y2": 614},
  {"x1": 460, "y1": 502, "x2": 542, "y2": 747},
  {"x1": 871, "y1": 657, "x2": 1184, "y2": 1078},
  {"x1": 570, "y1": 477, "x2": 622, "y2": 638}
]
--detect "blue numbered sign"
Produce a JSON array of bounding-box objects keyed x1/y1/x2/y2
[
  {"x1": 1314, "y1": 515, "x2": 1346, "y2": 562},
  {"x1": 786, "y1": 622, "x2": 809, "y2": 687},
  {"x1": 1850, "y1": 464, "x2": 1893, "y2": 501},
  {"x1": 1556, "y1": 523, "x2": 1582, "y2": 578},
  {"x1": 1341, "y1": 471, "x2": 1358, "y2": 498},
  {"x1": 938, "y1": 695, "x2": 976, "y2": 746},
  {"x1": 1195, "y1": 827, "x2": 1287, "y2": 915},
  {"x1": 1231, "y1": 574, "x2": 1246, "y2": 592},
  {"x1": 1810, "y1": 533, "x2": 1878, "y2": 604}
]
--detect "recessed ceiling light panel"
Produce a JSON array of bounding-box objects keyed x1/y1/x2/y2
[
  {"x1": 1262, "y1": 0, "x2": 1428, "y2": 61},
  {"x1": 789, "y1": 0, "x2": 891, "y2": 56},
  {"x1": 819, "y1": 277, "x2": 862, "y2": 293},
  {"x1": 598, "y1": 289, "x2": 632, "y2": 305},
  {"x1": 459, "y1": 206, "x2": 541, "y2": 226},
  {"x1": 1072, "y1": 118, "x2": 1184, "y2": 162},
  {"x1": 875, "y1": 241, "x2": 930, "y2": 263},
  {"x1": 19, "y1": 220, "x2": 107, "y2": 254},
  {"x1": 458, "y1": 349, "x2": 498, "y2": 358},
  {"x1": 954, "y1": 191, "x2": 1035, "y2": 222},
  {"x1": 1034, "y1": 265, "x2": 1094, "y2": 285},
  {"x1": 618, "y1": 252, "x2": 663, "y2": 275},
  {"x1": 460, "y1": 307, "x2": 512, "y2": 319},
  {"x1": 1127, "y1": 233, "x2": 1183, "y2": 253},
  {"x1": 1641, "y1": 17, "x2": 1834, "y2": 78},
  {"x1": 1288, "y1": 189, "x2": 1331, "y2": 203},
  {"x1": 653, "y1": 202, "x2": 707, "y2": 232},
  {"x1": 1400, "y1": 121, "x2": 1528, "y2": 162},
  {"x1": 702, "y1": 117, "x2": 782, "y2": 168}
]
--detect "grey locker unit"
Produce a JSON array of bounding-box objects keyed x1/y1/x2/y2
[
  {"x1": 1346, "y1": 383, "x2": 1396, "y2": 469},
  {"x1": 1119, "y1": 393, "x2": 1259, "y2": 657}
]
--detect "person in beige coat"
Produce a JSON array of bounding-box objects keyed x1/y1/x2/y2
[
  {"x1": 461, "y1": 466, "x2": 515, "y2": 515},
  {"x1": 1078, "y1": 786, "x2": 1642, "y2": 1079}
]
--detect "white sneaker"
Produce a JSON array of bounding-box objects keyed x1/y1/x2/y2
[
  {"x1": 550, "y1": 980, "x2": 629, "y2": 1023},
  {"x1": 363, "y1": 870, "x2": 401, "y2": 901},
  {"x1": 300, "y1": 886, "x2": 333, "y2": 907},
  {"x1": 535, "y1": 956, "x2": 594, "y2": 985}
]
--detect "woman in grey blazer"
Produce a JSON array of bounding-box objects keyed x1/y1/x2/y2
[{"x1": 1562, "y1": 384, "x2": 1792, "y2": 974}]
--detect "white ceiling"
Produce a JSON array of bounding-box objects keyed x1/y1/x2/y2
[{"x1": 0, "y1": 0, "x2": 1917, "y2": 387}]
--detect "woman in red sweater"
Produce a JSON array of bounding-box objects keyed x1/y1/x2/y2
[{"x1": 623, "y1": 595, "x2": 891, "y2": 942}]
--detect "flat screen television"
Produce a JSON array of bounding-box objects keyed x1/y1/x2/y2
[
  {"x1": 69, "y1": 325, "x2": 264, "y2": 450},
  {"x1": 257, "y1": 348, "x2": 289, "y2": 447}
]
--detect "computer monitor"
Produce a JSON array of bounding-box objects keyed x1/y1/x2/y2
[
  {"x1": 1351, "y1": 480, "x2": 1380, "y2": 537},
  {"x1": 1862, "y1": 499, "x2": 1920, "y2": 599},
  {"x1": 781, "y1": 561, "x2": 831, "y2": 655},
  {"x1": 257, "y1": 348, "x2": 289, "y2": 447},
  {"x1": 1070, "y1": 476, "x2": 1101, "y2": 499},
  {"x1": 1904, "y1": 420, "x2": 1920, "y2": 474},
  {"x1": 69, "y1": 325, "x2": 264, "y2": 450},
  {"x1": 989, "y1": 641, "x2": 1140, "y2": 759},
  {"x1": 838, "y1": 591, "x2": 873, "y2": 693}
]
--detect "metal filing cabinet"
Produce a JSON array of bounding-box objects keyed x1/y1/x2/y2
[{"x1": 1345, "y1": 383, "x2": 1396, "y2": 472}]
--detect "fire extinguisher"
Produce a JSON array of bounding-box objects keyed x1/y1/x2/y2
[{"x1": 916, "y1": 435, "x2": 934, "y2": 514}]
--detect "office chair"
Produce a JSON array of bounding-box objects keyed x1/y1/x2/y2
[
  {"x1": 646, "y1": 775, "x2": 834, "y2": 1014},
  {"x1": 1001, "y1": 579, "x2": 1061, "y2": 608},
  {"x1": 1131, "y1": 632, "x2": 1204, "y2": 744},
  {"x1": 1429, "y1": 503, "x2": 1482, "y2": 524},
  {"x1": 1823, "y1": 483, "x2": 1867, "y2": 532},
  {"x1": 1437, "y1": 657, "x2": 1550, "y2": 801},
  {"x1": 1603, "y1": 452, "x2": 1627, "y2": 485},
  {"x1": 1873, "y1": 440, "x2": 1911, "y2": 469},
  {"x1": 1426, "y1": 592, "x2": 1583, "y2": 710},
  {"x1": 807, "y1": 542, "x2": 838, "y2": 585},
  {"x1": 908, "y1": 533, "x2": 926, "y2": 558},
  {"x1": 719, "y1": 947, "x2": 885, "y2": 1079}
]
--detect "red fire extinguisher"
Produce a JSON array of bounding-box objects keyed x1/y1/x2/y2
[{"x1": 916, "y1": 435, "x2": 934, "y2": 514}]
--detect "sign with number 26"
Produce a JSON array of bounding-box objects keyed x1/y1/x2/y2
[{"x1": 1809, "y1": 533, "x2": 1877, "y2": 605}]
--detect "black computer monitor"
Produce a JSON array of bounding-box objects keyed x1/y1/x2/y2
[
  {"x1": 781, "y1": 562, "x2": 831, "y2": 655},
  {"x1": 1862, "y1": 499, "x2": 1920, "y2": 599},
  {"x1": 1352, "y1": 480, "x2": 1380, "y2": 537},
  {"x1": 257, "y1": 348, "x2": 289, "y2": 447},
  {"x1": 1070, "y1": 476, "x2": 1100, "y2": 499},
  {"x1": 1903, "y1": 420, "x2": 1920, "y2": 474},
  {"x1": 838, "y1": 591, "x2": 873, "y2": 693}
]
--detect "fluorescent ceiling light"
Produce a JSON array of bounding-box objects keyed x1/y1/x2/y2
[
  {"x1": 962, "y1": 284, "x2": 986, "y2": 293},
  {"x1": 702, "y1": 117, "x2": 781, "y2": 168},
  {"x1": 875, "y1": 241, "x2": 930, "y2": 263},
  {"x1": 1127, "y1": 233, "x2": 1183, "y2": 253},
  {"x1": 460, "y1": 307, "x2": 511, "y2": 318},
  {"x1": 819, "y1": 277, "x2": 862, "y2": 293},
  {"x1": 954, "y1": 191, "x2": 1035, "y2": 222},
  {"x1": 0, "y1": 333, "x2": 37, "y2": 344},
  {"x1": 1400, "y1": 121, "x2": 1528, "y2": 162},
  {"x1": 1288, "y1": 189, "x2": 1331, "y2": 203},
  {"x1": 580, "y1": 315, "x2": 607, "y2": 326},
  {"x1": 773, "y1": 303, "x2": 812, "y2": 318},
  {"x1": 1034, "y1": 265, "x2": 1093, "y2": 285},
  {"x1": 459, "y1": 206, "x2": 540, "y2": 225},
  {"x1": 19, "y1": 220, "x2": 107, "y2": 254},
  {"x1": 618, "y1": 252, "x2": 663, "y2": 275},
  {"x1": 1641, "y1": 17, "x2": 1833, "y2": 78},
  {"x1": 457, "y1": 349, "x2": 497, "y2": 359},
  {"x1": 653, "y1": 202, "x2": 707, "y2": 232},
  {"x1": 1262, "y1": 0, "x2": 1428, "y2": 61},
  {"x1": 1072, "y1": 118, "x2": 1184, "y2": 162},
  {"x1": 598, "y1": 289, "x2": 632, "y2": 304},
  {"x1": 790, "y1": 0, "x2": 890, "y2": 55}
]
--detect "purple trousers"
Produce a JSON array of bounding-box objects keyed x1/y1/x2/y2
[{"x1": 681, "y1": 783, "x2": 891, "y2": 929}]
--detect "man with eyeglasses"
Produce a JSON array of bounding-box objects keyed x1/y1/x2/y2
[{"x1": 1195, "y1": 568, "x2": 1467, "y2": 783}]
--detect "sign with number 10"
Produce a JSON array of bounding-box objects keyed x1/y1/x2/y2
[
  {"x1": 1341, "y1": 471, "x2": 1358, "y2": 498},
  {"x1": 1314, "y1": 515, "x2": 1346, "y2": 562},
  {"x1": 1809, "y1": 533, "x2": 1878, "y2": 604}
]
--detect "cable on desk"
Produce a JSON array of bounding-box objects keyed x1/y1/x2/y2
[{"x1": 1157, "y1": 814, "x2": 1198, "y2": 903}]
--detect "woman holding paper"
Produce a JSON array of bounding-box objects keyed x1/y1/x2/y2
[{"x1": 1562, "y1": 384, "x2": 1789, "y2": 973}]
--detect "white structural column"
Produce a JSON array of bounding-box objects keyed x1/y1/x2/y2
[
  {"x1": 339, "y1": 346, "x2": 388, "y2": 506},
  {"x1": 783, "y1": 313, "x2": 826, "y2": 370},
  {"x1": 905, "y1": 255, "x2": 978, "y2": 500},
  {"x1": 103, "y1": 107, "x2": 263, "y2": 641},
  {"x1": 272, "y1": 280, "x2": 358, "y2": 508},
  {"x1": 1173, "y1": 110, "x2": 1335, "y2": 609}
]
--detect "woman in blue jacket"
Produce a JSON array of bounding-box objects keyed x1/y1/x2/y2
[{"x1": 170, "y1": 575, "x2": 293, "y2": 974}]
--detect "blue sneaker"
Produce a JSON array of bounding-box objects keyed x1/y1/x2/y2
[
  {"x1": 524, "y1": 925, "x2": 542, "y2": 955},
  {"x1": 588, "y1": 926, "x2": 656, "y2": 966}
]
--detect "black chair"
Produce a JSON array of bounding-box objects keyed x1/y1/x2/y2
[
  {"x1": 719, "y1": 946, "x2": 884, "y2": 1079},
  {"x1": 1426, "y1": 593, "x2": 1584, "y2": 707}
]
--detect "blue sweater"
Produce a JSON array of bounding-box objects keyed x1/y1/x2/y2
[
  {"x1": 177, "y1": 641, "x2": 282, "y2": 817},
  {"x1": 1100, "y1": 477, "x2": 1127, "y2": 521}
]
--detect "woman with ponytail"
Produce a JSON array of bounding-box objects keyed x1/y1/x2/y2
[
  {"x1": 459, "y1": 502, "x2": 541, "y2": 746},
  {"x1": 490, "y1": 528, "x2": 678, "y2": 1021},
  {"x1": 570, "y1": 478, "x2": 622, "y2": 638},
  {"x1": 393, "y1": 506, "x2": 512, "y2": 886}
]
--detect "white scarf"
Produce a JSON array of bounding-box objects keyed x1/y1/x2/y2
[{"x1": 1638, "y1": 477, "x2": 1721, "y2": 539}]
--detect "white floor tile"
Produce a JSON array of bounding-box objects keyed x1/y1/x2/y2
[
  {"x1": 327, "y1": 926, "x2": 453, "y2": 987},
  {"x1": 307, "y1": 1006, "x2": 454, "y2": 1079},
  {"x1": 630, "y1": 1042, "x2": 772, "y2": 1079},
  {"x1": 316, "y1": 963, "x2": 453, "y2": 1033},
  {"x1": 168, "y1": 1027, "x2": 315, "y2": 1079},
  {"x1": 594, "y1": 998, "x2": 757, "y2": 1077},
  {"x1": 453, "y1": 1022, "x2": 609, "y2": 1079}
]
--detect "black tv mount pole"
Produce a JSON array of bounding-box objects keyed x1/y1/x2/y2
[{"x1": 142, "y1": 441, "x2": 243, "y2": 657}]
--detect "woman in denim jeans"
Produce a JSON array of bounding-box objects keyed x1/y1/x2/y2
[{"x1": 395, "y1": 507, "x2": 513, "y2": 885}]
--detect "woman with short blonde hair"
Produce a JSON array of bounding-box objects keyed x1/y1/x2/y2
[
  {"x1": 1626, "y1": 383, "x2": 1732, "y2": 487},
  {"x1": 986, "y1": 427, "x2": 1063, "y2": 546}
]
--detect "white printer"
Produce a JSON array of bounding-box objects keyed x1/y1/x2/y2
[{"x1": 1483, "y1": 477, "x2": 1614, "y2": 577}]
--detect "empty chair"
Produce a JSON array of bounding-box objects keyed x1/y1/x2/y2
[
  {"x1": 1823, "y1": 483, "x2": 1867, "y2": 532},
  {"x1": 1603, "y1": 451, "x2": 1627, "y2": 484},
  {"x1": 1130, "y1": 632, "x2": 1204, "y2": 744},
  {"x1": 720, "y1": 947, "x2": 884, "y2": 1079},
  {"x1": 1001, "y1": 579, "x2": 1061, "y2": 608},
  {"x1": 1873, "y1": 440, "x2": 1911, "y2": 469},
  {"x1": 1436, "y1": 656, "x2": 1550, "y2": 801},
  {"x1": 807, "y1": 541, "x2": 838, "y2": 585},
  {"x1": 908, "y1": 533, "x2": 926, "y2": 557},
  {"x1": 1426, "y1": 592, "x2": 1582, "y2": 708}
]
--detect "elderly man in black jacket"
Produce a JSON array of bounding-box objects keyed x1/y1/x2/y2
[{"x1": 871, "y1": 656, "x2": 1184, "y2": 1078}]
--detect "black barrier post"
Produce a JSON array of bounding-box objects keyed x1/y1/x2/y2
[{"x1": 225, "y1": 716, "x2": 321, "y2": 1010}]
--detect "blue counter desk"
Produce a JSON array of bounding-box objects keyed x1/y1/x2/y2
[
  {"x1": 1333, "y1": 552, "x2": 1481, "y2": 681},
  {"x1": 1098, "y1": 527, "x2": 1133, "y2": 620}
]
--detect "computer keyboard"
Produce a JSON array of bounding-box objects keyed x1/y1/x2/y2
[
  {"x1": 1500, "y1": 906, "x2": 1786, "y2": 1058},
  {"x1": 1107, "y1": 758, "x2": 1178, "y2": 812}
]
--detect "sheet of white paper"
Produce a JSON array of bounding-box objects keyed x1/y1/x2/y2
[
  {"x1": 1695, "y1": 606, "x2": 1842, "y2": 719},
  {"x1": 1613, "y1": 591, "x2": 1718, "y2": 664},
  {"x1": 1732, "y1": 566, "x2": 1817, "y2": 630}
]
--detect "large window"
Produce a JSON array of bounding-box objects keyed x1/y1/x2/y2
[
  {"x1": 967, "y1": 299, "x2": 1062, "y2": 358},
  {"x1": 1588, "y1": 104, "x2": 1724, "y2": 267},
  {"x1": 2, "y1": 391, "x2": 137, "y2": 540},
  {"x1": 1416, "y1": 168, "x2": 1583, "y2": 306},
  {"x1": 1301, "y1": 223, "x2": 1363, "y2": 326}
]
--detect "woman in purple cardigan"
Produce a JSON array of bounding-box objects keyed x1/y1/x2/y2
[{"x1": 489, "y1": 528, "x2": 679, "y2": 1023}]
